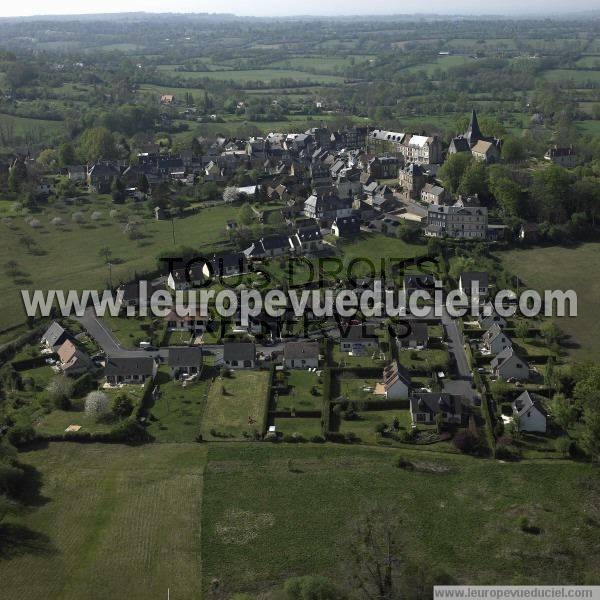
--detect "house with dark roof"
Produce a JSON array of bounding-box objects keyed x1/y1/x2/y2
[
  {"x1": 477, "y1": 304, "x2": 507, "y2": 330},
  {"x1": 512, "y1": 391, "x2": 548, "y2": 433},
  {"x1": 403, "y1": 274, "x2": 439, "y2": 297},
  {"x1": 331, "y1": 215, "x2": 360, "y2": 237},
  {"x1": 41, "y1": 321, "x2": 69, "y2": 350},
  {"x1": 490, "y1": 347, "x2": 528, "y2": 381},
  {"x1": 459, "y1": 271, "x2": 489, "y2": 297},
  {"x1": 544, "y1": 145, "x2": 577, "y2": 168},
  {"x1": 396, "y1": 320, "x2": 429, "y2": 349},
  {"x1": 339, "y1": 324, "x2": 379, "y2": 355},
  {"x1": 283, "y1": 341, "x2": 320, "y2": 369},
  {"x1": 202, "y1": 252, "x2": 247, "y2": 278},
  {"x1": 87, "y1": 162, "x2": 120, "y2": 194},
  {"x1": 244, "y1": 234, "x2": 293, "y2": 259},
  {"x1": 163, "y1": 309, "x2": 208, "y2": 334},
  {"x1": 410, "y1": 392, "x2": 465, "y2": 425},
  {"x1": 420, "y1": 183, "x2": 447, "y2": 205},
  {"x1": 168, "y1": 346, "x2": 203, "y2": 378},
  {"x1": 105, "y1": 356, "x2": 157, "y2": 385},
  {"x1": 299, "y1": 224, "x2": 325, "y2": 253},
  {"x1": 223, "y1": 342, "x2": 256, "y2": 369},
  {"x1": 448, "y1": 110, "x2": 502, "y2": 161}
]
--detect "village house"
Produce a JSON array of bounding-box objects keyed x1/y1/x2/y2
[
  {"x1": 223, "y1": 342, "x2": 256, "y2": 369},
  {"x1": 420, "y1": 183, "x2": 447, "y2": 205},
  {"x1": 381, "y1": 361, "x2": 411, "y2": 400},
  {"x1": 396, "y1": 320, "x2": 429, "y2": 349},
  {"x1": 425, "y1": 205, "x2": 488, "y2": 239},
  {"x1": 490, "y1": 347, "x2": 529, "y2": 380},
  {"x1": 410, "y1": 392, "x2": 465, "y2": 425},
  {"x1": 87, "y1": 162, "x2": 120, "y2": 194},
  {"x1": 291, "y1": 224, "x2": 324, "y2": 253},
  {"x1": 519, "y1": 222, "x2": 540, "y2": 242},
  {"x1": 544, "y1": 145, "x2": 577, "y2": 168},
  {"x1": 368, "y1": 156, "x2": 400, "y2": 179},
  {"x1": 459, "y1": 271, "x2": 489, "y2": 297},
  {"x1": 283, "y1": 341, "x2": 320, "y2": 369},
  {"x1": 331, "y1": 214, "x2": 361, "y2": 237},
  {"x1": 482, "y1": 323, "x2": 512, "y2": 355},
  {"x1": 41, "y1": 321, "x2": 69, "y2": 351},
  {"x1": 398, "y1": 163, "x2": 427, "y2": 200},
  {"x1": 66, "y1": 165, "x2": 87, "y2": 182},
  {"x1": 202, "y1": 252, "x2": 247, "y2": 278},
  {"x1": 471, "y1": 140, "x2": 501, "y2": 164},
  {"x1": 512, "y1": 391, "x2": 548, "y2": 433},
  {"x1": 303, "y1": 191, "x2": 353, "y2": 224},
  {"x1": 478, "y1": 304, "x2": 508, "y2": 329},
  {"x1": 105, "y1": 356, "x2": 157, "y2": 385},
  {"x1": 167, "y1": 264, "x2": 205, "y2": 290},
  {"x1": 339, "y1": 324, "x2": 379, "y2": 355},
  {"x1": 403, "y1": 274, "x2": 439, "y2": 298},
  {"x1": 168, "y1": 346, "x2": 203, "y2": 379},
  {"x1": 164, "y1": 309, "x2": 208, "y2": 334},
  {"x1": 244, "y1": 234, "x2": 294, "y2": 259},
  {"x1": 57, "y1": 339, "x2": 93, "y2": 376}
]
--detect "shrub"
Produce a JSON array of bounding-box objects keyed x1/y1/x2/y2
[
  {"x1": 396, "y1": 457, "x2": 415, "y2": 470},
  {"x1": 283, "y1": 433, "x2": 305, "y2": 443},
  {"x1": 111, "y1": 393, "x2": 133, "y2": 418},
  {"x1": 283, "y1": 575, "x2": 345, "y2": 600},
  {"x1": 453, "y1": 430, "x2": 481, "y2": 455},
  {"x1": 7, "y1": 421, "x2": 36, "y2": 447},
  {"x1": 46, "y1": 375, "x2": 75, "y2": 410},
  {"x1": 309, "y1": 435, "x2": 325, "y2": 443}
]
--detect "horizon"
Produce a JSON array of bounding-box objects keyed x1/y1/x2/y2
[{"x1": 1, "y1": 2, "x2": 600, "y2": 19}]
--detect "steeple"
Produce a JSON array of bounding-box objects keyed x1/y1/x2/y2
[{"x1": 466, "y1": 109, "x2": 483, "y2": 147}]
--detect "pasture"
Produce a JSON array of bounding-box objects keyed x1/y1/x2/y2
[
  {"x1": 498, "y1": 243, "x2": 600, "y2": 361},
  {"x1": 0, "y1": 199, "x2": 238, "y2": 330},
  {"x1": 0, "y1": 443, "x2": 206, "y2": 600},
  {"x1": 201, "y1": 444, "x2": 600, "y2": 595}
]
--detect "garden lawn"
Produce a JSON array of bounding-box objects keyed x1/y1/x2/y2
[
  {"x1": 273, "y1": 417, "x2": 323, "y2": 439},
  {"x1": 201, "y1": 370, "x2": 269, "y2": 439},
  {"x1": 146, "y1": 369, "x2": 212, "y2": 442},
  {"x1": 0, "y1": 443, "x2": 206, "y2": 600},
  {"x1": 275, "y1": 370, "x2": 322, "y2": 411},
  {"x1": 338, "y1": 409, "x2": 413, "y2": 443}
]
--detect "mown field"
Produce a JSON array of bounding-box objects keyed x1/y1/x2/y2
[
  {"x1": 498, "y1": 242, "x2": 600, "y2": 361},
  {"x1": 0, "y1": 200, "x2": 239, "y2": 330},
  {"x1": 0, "y1": 443, "x2": 206, "y2": 600},
  {"x1": 3, "y1": 442, "x2": 598, "y2": 599},
  {"x1": 201, "y1": 444, "x2": 600, "y2": 595}
]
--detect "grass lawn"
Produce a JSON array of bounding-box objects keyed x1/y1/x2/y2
[
  {"x1": 398, "y1": 347, "x2": 450, "y2": 372},
  {"x1": 337, "y1": 377, "x2": 381, "y2": 403},
  {"x1": 332, "y1": 345, "x2": 387, "y2": 368},
  {"x1": 146, "y1": 369, "x2": 212, "y2": 442},
  {"x1": 162, "y1": 68, "x2": 345, "y2": 84},
  {"x1": 273, "y1": 417, "x2": 323, "y2": 439},
  {"x1": 1, "y1": 443, "x2": 206, "y2": 600},
  {"x1": 274, "y1": 370, "x2": 322, "y2": 411},
  {"x1": 498, "y1": 243, "x2": 600, "y2": 360},
  {"x1": 201, "y1": 444, "x2": 600, "y2": 594},
  {"x1": 338, "y1": 409, "x2": 413, "y2": 443},
  {"x1": 100, "y1": 314, "x2": 164, "y2": 348},
  {"x1": 0, "y1": 199, "x2": 238, "y2": 331},
  {"x1": 201, "y1": 370, "x2": 269, "y2": 439}
]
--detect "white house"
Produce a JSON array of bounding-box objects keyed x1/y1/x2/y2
[
  {"x1": 105, "y1": 356, "x2": 157, "y2": 385},
  {"x1": 491, "y1": 348, "x2": 529, "y2": 381},
  {"x1": 223, "y1": 342, "x2": 256, "y2": 369},
  {"x1": 512, "y1": 391, "x2": 547, "y2": 433},
  {"x1": 382, "y1": 362, "x2": 410, "y2": 400},
  {"x1": 482, "y1": 323, "x2": 512, "y2": 355}
]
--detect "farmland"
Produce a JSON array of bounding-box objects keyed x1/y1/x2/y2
[
  {"x1": 498, "y1": 243, "x2": 600, "y2": 361},
  {"x1": 0, "y1": 443, "x2": 206, "y2": 600}
]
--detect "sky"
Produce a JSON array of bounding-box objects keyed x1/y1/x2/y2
[{"x1": 0, "y1": 0, "x2": 597, "y2": 18}]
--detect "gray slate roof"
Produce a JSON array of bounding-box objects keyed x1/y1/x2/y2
[{"x1": 168, "y1": 346, "x2": 203, "y2": 368}]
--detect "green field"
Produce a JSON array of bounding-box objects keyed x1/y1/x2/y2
[
  {"x1": 201, "y1": 444, "x2": 600, "y2": 594},
  {"x1": 201, "y1": 370, "x2": 269, "y2": 439},
  {"x1": 155, "y1": 68, "x2": 345, "y2": 84},
  {"x1": 0, "y1": 443, "x2": 206, "y2": 600},
  {"x1": 543, "y1": 69, "x2": 600, "y2": 84},
  {"x1": 0, "y1": 200, "x2": 238, "y2": 330},
  {"x1": 498, "y1": 243, "x2": 600, "y2": 360}
]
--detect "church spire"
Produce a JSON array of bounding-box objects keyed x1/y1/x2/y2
[{"x1": 466, "y1": 109, "x2": 483, "y2": 147}]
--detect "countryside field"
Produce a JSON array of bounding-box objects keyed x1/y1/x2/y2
[
  {"x1": 498, "y1": 243, "x2": 600, "y2": 361},
  {"x1": 0, "y1": 443, "x2": 206, "y2": 600},
  {"x1": 0, "y1": 201, "x2": 239, "y2": 330}
]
